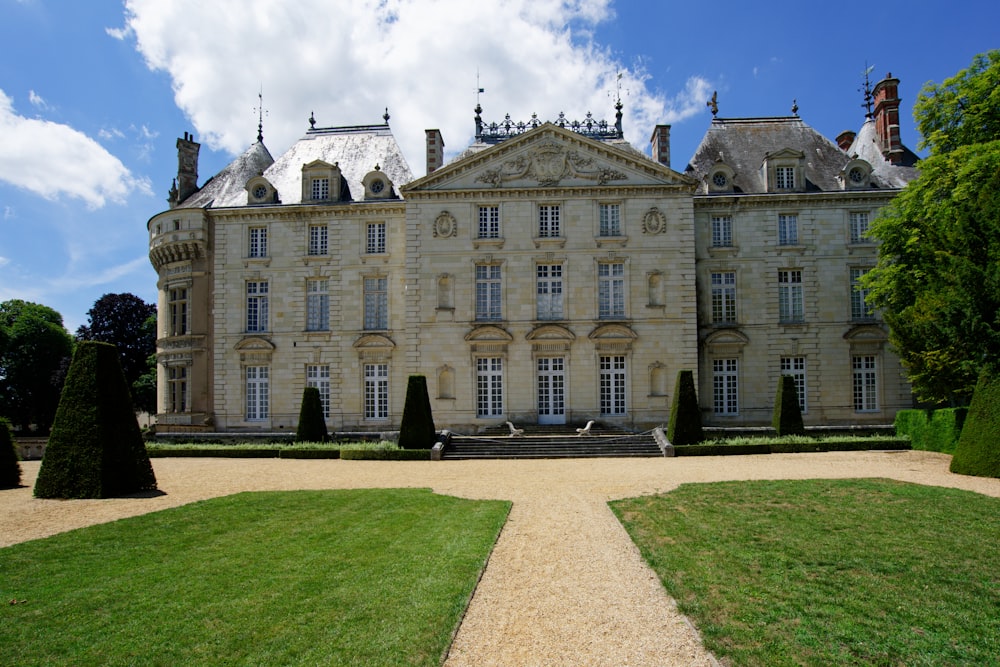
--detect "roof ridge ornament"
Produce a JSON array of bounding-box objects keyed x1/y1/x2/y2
[
  {"x1": 707, "y1": 91, "x2": 718, "y2": 117},
  {"x1": 253, "y1": 86, "x2": 268, "y2": 142}
]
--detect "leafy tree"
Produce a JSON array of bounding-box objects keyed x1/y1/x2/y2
[
  {"x1": 77, "y1": 293, "x2": 157, "y2": 401},
  {"x1": 0, "y1": 300, "x2": 74, "y2": 433},
  {"x1": 864, "y1": 51, "x2": 1000, "y2": 404},
  {"x1": 0, "y1": 418, "x2": 21, "y2": 489}
]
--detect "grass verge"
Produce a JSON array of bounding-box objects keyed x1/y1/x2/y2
[
  {"x1": 2, "y1": 489, "x2": 510, "y2": 666},
  {"x1": 611, "y1": 479, "x2": 1000, "y2": 666}
]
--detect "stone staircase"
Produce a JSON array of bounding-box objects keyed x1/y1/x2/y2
[{"x1": 439, "y1": 422, "x2": 665, "y2": 460}]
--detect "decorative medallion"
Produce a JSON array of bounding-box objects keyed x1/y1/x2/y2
[
  {"x1": 434, "y1": 211, "x2": 457, "y2": 238},
  {"x1": 642, "y1": 207, "x2": 667, "y2": 234},
  {"x1": 475, "y1": 141, "x2": 628, "y2": 188}
]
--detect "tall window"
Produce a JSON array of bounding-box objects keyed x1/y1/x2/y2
[
  {"x1": 476, "y1": 357, "x2": 504, "y2": 417},
  {"x1": 778, "y1": 269, "x2": 804, "y2": 323},
  {"x1": 780, "y1": 357, "x2": 807, "y2": 412},
  {"x1": 306, "y1": 279, "x2": 329, "y2": 331},
  {"x1": 536, "y1": 264, "x2": 563, "y2": 320},
  {"x1": 168, "y1": 366, "x2": 187, "y2": 413},
  {"x1": 248, "y1": 227, "x2": 267, "y2": 258},
  {"x1": 246, "y1": 366, "x2": 269, "y2": 421},
  {"x1": 538, "y1": 205, "x2": 561, "y2": 237},
  {"x1": 312, "y1": 177, "x2": 330, "y2": 200},
  {"x1": 367, "y1": 222, "x2": 386, "y2": 254},
  {"x1": 599, "y1": 355, "x2": 627, "y2": 416},
  {"x1": 364, "y1": 363, "x2": 389, "y2": 420},
  {"x1": 778, "y1": 214, "x2": 798, "y2": 245},
  {"x1": 598, "y1": 262, "x2": 626, "y2": 319},
  {"x1": 711, "y1": 272, "x2": 737, "y2": 323},
  {"x1": 478, "y1": 205, "x2": 500, "y2": 239},
  {"x1": 711, "y1": 215, "x2": 733, "y2": 248},
  {"x1": 851, "y1": 268, "x2": 874, "y2": 320},
  {"x1": 853, "y1": 355, "x2": 878, "y2": 412},
  {"x1": 168, "y1": 287, "x2": 188, "y2": 336},
  {"x1": 364, "y1": 277, "x2": 388, "y2": 330},
  {"x1": 776, "y1": 166, "x2": 795, "y2": 189},
  {"x1": 713, "y1": 358, "x2": 739, "y2": 415},
  {"x1": 599, "y1": 204, "x2": 621, "y2": 236},
  {"x1": 246, "y1": 281, "x2": 269, "y2": 332},
  {"x1": 308, "y1": 225, "x2": 328, "y2": 256},
  {"x1": 850, "y1": 211, "x2": 870, "y2": 243},
  {"x1": 476, "y1": 264, "x2": 502, "y2": 321},
  {"x1": 307, "y1": 365, "x2": 331, "y2": 418}
]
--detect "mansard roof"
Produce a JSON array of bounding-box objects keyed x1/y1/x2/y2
[
  {"x1": 179, "y1": 123, "x2": 413, "y2": 209},
  {"x1": 845, "y1": 118, "x2": 919, "y2": 188}
]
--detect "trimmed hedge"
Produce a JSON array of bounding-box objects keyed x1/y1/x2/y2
[
  {"x1": 147, "y1": 448, "x2": 280, "y2": 458},
  {"x1": 34, "y1": 341, "x2": 157, "y2": 499},
  {"x1": 341, "y1": 449, "x2": 431, "y2": 461},
  {"x1": 280, "y1": 449, "x2": 341, "y2": 459},
  {"x1": 667, "y1": 369, "x2": 704, "y2": 445},
  {"x1": 772, "y1": 375, "x2": 805, "y2": 436},
  {"x1": 398, "y1": 375, "x2": 436, "y2": 449},
  {"x1": 296, "y1": 387, "x2": 329, "y2": 442},
  {"x1": 0, "y1": 418, "x2": 21, "y2": 489},
  {"x1": 950, "y1": 375, "x2": 1000, "y2": 478},
  {"x1": 896, "y1": 408, "x2": 967, "y2": 454},
  {"x1": 676, "y1": 439, "x2": 910, "y2": 457}
]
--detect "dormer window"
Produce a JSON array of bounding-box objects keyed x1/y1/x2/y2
[
  {"x1": 707, "y1": 162, "x2": 735, "y2": 193},
  {"x1": 362, "y1": 166, "x2": 395, "y2": 200},
  {"x1": 312, "y1": 178, "x2": 330, "y2": 200},
  {"x1": 246, "y1": 176, "x2": 275, "y2": 205},
  {"x1": 301, "y1": 160, "x2": 343, "y2": 203},
  {"x1": 841, "y1": 159, "x2": 873, "y2": 190},
  {"x1": 762, "y1": 149, "x2": 805, "y2": 193},
  {"x1": 775, "y1": 166, "x2": 795, "y2": 189}
]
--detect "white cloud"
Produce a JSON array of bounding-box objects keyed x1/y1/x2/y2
[
  {"x1": 0, "y1": 90, "x2": 152, "y2": 208},
  {"x1": 122, "y1": 0, "x2": 710, "y2": 172},
  {"x1": 28, "y1": 90, "x2": 48, "y2": 110}
]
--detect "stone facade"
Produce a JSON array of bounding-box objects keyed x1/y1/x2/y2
[{"x1": 148, "y1": 78, "x2": 917, "y2": 434}]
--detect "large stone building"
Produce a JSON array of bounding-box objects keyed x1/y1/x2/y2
[{"x1": 148, "y1": 75, "x2": 917, "y2": 435}]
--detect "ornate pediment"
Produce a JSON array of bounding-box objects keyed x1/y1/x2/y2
[
  {"x1": 704, "y1": 329, "x2": 750, "y2": 348},
  {"x1": 526, "y1": 324, "x2": 576, "y2": 341},
  {"x1": 353, "y1": 334, "x2": 396, "y2": 349},
  {"x1": 465, "y1": 325, "x2": 514, "y2": 342},
  {"x1": 235, "y1": 337, "x2": 275, "y2": 352},
  {"x1": 588, "y1": 323, "x2": 638, "y2": 341},
  {"x1": 843, "y1": 324, "x2": 887, "y2": 342},
  {"x1": 476, "y1": 140, "x2": 627, "y2": 188}
]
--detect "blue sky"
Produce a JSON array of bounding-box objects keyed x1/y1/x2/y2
[{"x1": 1, "y1": 0, "x2": 996, "y2": 333}]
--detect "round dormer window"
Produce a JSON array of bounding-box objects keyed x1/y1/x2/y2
[
  {"x1": 370, "y1": 179, "x2": 385, "y2": 194},
  {"x1": 848, "y1": 167, "x2": 866, "y2": 184},
  {"x1": 253, "y1": 185, "x2": 268, "y2": 199},
  {"x1": 712, "y1": 172, "x2": 728, "y2": 188}
]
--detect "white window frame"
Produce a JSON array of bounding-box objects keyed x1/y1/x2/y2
[
  {"x1": 312, "y1": 177, "x2": 330, "y2": 200},
  {"x1": 776, "y1": 166, "x2": 795, "y2": 189},
  {"x1": 364, "y1": 363, "x2": 389, "y2": 420},
  {"x1": 476, "y1": 357, "x2": 504, "y2": 417},
  {"x1": 598, "y1": 262, "x2": 626, "y2": 319},
  {"x1": 780, "y1": 356, "x2": 807, "y2": 413},
  {"x1": 246, "y1": 280, "x2": 269, "y2": 332},
  {"x1": 778, "y1": 269, "x2": 804, "y2": 323},
  {"x1": 306, "y1": 364, "x2": 331, "y2": 418},
  {"x1": 364, "y1": 276, "x2": 388, "y2": 330},
  {"x1": 308, "y1": 224, "x2": 328, "y2": 256},
  {"x1": 246, "y1": 366, "x2": 269, "y2": 421},
  {"x1": 711, "y1": 272, "x2": 737, "y2": 323},
  {"x1": 599, "y1": 203, "x2": 622, "y2": 237},
  {"x1": 478, "y1": 205, "x2": 500, "y2": 239},
  {"x1": 538, "y1": 204, "x2": 561, "y2": 238},
  {"x1": 367, "y1": 222, "x2": 386, "y2": 254},
  {"x1": 853, "y1": 355, "x2": 879, "y2": 412},
  {"x1": 536, "y1": 263, "x2": 564, "y2": 320},
  {"x1": 851, "y1": 268, "x2": 874, "y2": 320},
  {"x1": 168, "y1": 365, "x2": 188, "y2": 413},
  {"x1": 778, "y1": 213, "x2": 799, "y2": 245},
  {"x1": 475, "y1": 264, "x2": 502, "y2": 321},
  {"x1": 711, "y1": 215, "x2": 733, "y2": 248},
  {"x1": 713, "y1": 358, "x2": 739, "y2": 415},
  {"x1": 306, "y1": 279, "x2": 329, "y2": 331},
  {"x1": 248, "y1": 227, "x2": 267, "y2": 258},
  {"x1": 168, "y1": 287, "x2": 188, "y2": 336},
  {"x1": 850, "y1": 211, "x2": 871, "y2": 243},
  {"x1": 599, "y1": 355, "x2": 627, "y2": 416}
]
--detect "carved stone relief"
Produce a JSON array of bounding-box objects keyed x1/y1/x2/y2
[
  {"x1": 476, "y1": 141, "x2": 627, "y2": 187},
  {"x1": 434, "y1": 211, "x2": 457, "y2": 238},
  {"x1": 642, "y1": 207, "x2": 667, "y2": 234}
]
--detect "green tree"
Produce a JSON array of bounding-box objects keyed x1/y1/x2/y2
[
  {"x1": 76, "y1": 293, "x2": 157, "y2": 403},
  {"x1": 0, "y1": 300, "x2": 75, "y2": 433},
  {"x1": 0, "y1": 418, "x2": 21, "y2": 489},
  {"x1": 865, "y1": 51, "x2": 1000, "y2": 404}
]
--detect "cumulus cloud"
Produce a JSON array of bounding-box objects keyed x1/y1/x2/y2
[
  {"x1": 121, "y1": 0, "x2": 710, "y2": 172},
  {"x1": 0, "y1": 90, "x2": 152, "y2": 208}
]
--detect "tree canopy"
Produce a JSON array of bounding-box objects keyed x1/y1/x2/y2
[
  {"x1": 77, "y1": 293, "x2": 156, "y2": 406},
  {"x1": 865, "y1": 51, "x2": 1000, "y2": 404}
]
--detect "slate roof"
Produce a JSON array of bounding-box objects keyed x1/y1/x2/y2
[
  {"x1": 845, "y1": 118, "x2": 920, "y2": 188},
  {"x1": 179, "y1": 123, "x2": 413, "y2": 209}
]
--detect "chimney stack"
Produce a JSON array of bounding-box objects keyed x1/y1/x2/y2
[
  {"x1": 425, "y1": 129, "x2": 444, "y2": 175},
  {"x1": 649, "y1": 124, "x2": 671, "y2": 168},
  {"x1": 872, "y1": 74, "x2": 903, "y2": 164},
  {"x1": 836, "y1": 130, "x2": 857, "y2": 152},
  {"x1": 175, "y1": 132, "x2": 201, "y2": 204}
]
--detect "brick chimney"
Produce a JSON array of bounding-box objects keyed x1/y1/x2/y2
[
  {"x1": 872, "y1": 74, "x2": 903, "y2": 164},
  {"x1": 649, "y1": 124, "x2": 671, "y2": 168},
  {"x1": 425, "y1": 129, "x2": 444, "y2": 175},
  {"x1": 836, "y1": 130, "x2": 856, "y2": 152},
  {"x1": 175, "y1": 132, "x2": 200, "y2": 204}
]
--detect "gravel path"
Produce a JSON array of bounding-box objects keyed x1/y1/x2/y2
[{"x1": 4, "y1": 451, "x2": 998, "y2": 666}]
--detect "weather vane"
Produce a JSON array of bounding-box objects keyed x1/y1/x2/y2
[
  {"x1": 860, "y1": 63, "x2": 875, "y2": 119},
  {"x1": 253, "y1": 86, "x2": 269, "y2": 142},
  {"x1": 476, "y1": 68, "x2": 485, "y2": 106},
  {"x1": 707, "y1": 91, "x2": 718, "y2": 117}
]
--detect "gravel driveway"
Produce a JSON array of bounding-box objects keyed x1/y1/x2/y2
[{"x1": 4, "y1": 451, "x2": 997, "y2": 666}]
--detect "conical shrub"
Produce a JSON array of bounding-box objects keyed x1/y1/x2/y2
[
  {"x1": 398, "y1": 375, "x2": 436, "y2": 449},
  {"x1": 0, "y1": 418, "x2": 21, "y2": 489},
  {"x1": 296, "y1": 386, "x2": 329, "y2": 442},
  {"x1": 950, "y1": 374, "x2": 1000, "y2": 478},
  {"x1": 772, "y1": 374, "x2": 805, "y2": 436},
  {"x1": 667, "y1": 370, "x2": 703, "y2": 445},
  {"x1": 34, "y1": 341, "x2": 157, "y2": 498}
]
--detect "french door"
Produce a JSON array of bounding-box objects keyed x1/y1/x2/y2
[{"x1": 537, "y1": 357, "x2": 566, "y2": 424}]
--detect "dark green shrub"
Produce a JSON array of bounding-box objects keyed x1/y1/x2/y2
[
  {"x1": 33, "y1": 341, "x2": 157, "y2": 498},
  {"x1": 398, "y1": 375, "x2": 436, "y2": 449},
  {"x1": 895, "y1": 409, "x2": 930, "y2": 449},
  {"x1": 295, "y1": 386, "x2": 329, "y2": 442},
  {"x1": 772, "y1": 375, "x2": 805, "y2": 436},
  {"x1": 950, "y1": 375, "x2": 1000, "y2": 478},
  {"x1": 928, "y1": 408, "x2": 967, "y2": 454},
  {"x1": 341, "y1": 448, "x2": 431, "y2": 461},
  {"x1": 667, "y1": 370, "x2": 703, "y2": 445},
  {"x1": 280, "y1": 448, "x2": 341, "y2": 460},
  {"x1": 0, "y1": 418, "x2": 21, "y2": 489}
]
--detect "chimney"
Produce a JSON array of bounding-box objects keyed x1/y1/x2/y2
[
  {"x1": 836, "y1": 130, "x2": 857, "y2": 152},
  {"x1": 175, "y1": 132, "x2": 201, "y2": 204},
  {"x1": 649, "y1": 124, "x2": 671, "y2": 168},
  {"x1": 872, "y1": 74, "x2": 903, "y2": 164},
  {"x1": 425, "y1": 129, "x2": 444, "y2": 175}
]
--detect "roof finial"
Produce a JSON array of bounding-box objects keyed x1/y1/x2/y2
[
  {"x1": 860, "y1": 62, "x2": 875, "y2": 119},
  {"x1": 707, "y1": 91, "x2": 718, "y2": 117},
  {"x1": 792, "y1": 99, "x2": 799, "y2": 116},
  {"x1": 383, "y1": 107, "x2": 390, "y2": 125},
  {"x1": 611, "y1": 71, "x2": 626, "y2": 138},
  {"x1": 309, "y1": 111, "x2": 316, "y2": 129},
  {"x1": 254, "y1": 86, "x2": 268, "y2": 142}
]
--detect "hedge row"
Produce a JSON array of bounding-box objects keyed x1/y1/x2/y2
[
  {"x1": 894, "y1": 408, "x2": 966, "y2": 454},
  {"x1": 341, "y1": 449, "x2": 431, "y2": 461},
  {"x1": 147, "y1": 447, "x2": 431, "y2": 460},
  {"x1": 675, "y1": 439, "x2": 910, "y2": 457}
]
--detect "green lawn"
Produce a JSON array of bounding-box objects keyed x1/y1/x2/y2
[
  {"x1": 611, "y1": 479, "x2": 1000, "y2": 666},
  {"x1": 2, "y1": 489, "x2": 510, "y2": 666}
]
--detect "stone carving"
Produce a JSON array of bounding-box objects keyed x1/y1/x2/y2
[
  {"x1": 476, "y1": 141, "x2": 627, "y2": 188},
  {"x1": 434, "y1": 211, "x2": 457, "y2": 238},
  {"x1": 642, "y1": 207, "x2": 667, "y2": 234}
]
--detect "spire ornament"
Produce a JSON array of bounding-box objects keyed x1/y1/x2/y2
[{"x1": 707, "y1": 91, "x2": 719, "y2": 117}]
